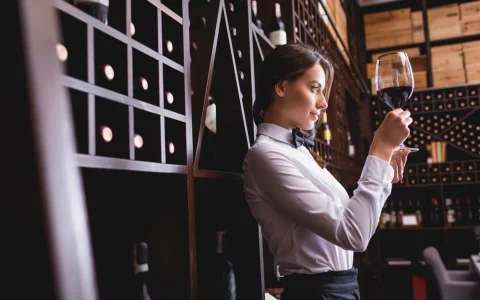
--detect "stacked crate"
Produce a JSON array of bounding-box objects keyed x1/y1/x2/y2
[
  {"x1": 364, "y1": 8, "x2": 413, "y2": 50},
  {"x1": 460, "y1": 1, "x2": 480, "y2": 37},
  {"x1": 411, "y1": 11, "x2": 425, "y2": 43},
  {"x1": 464, "y1": 40, "x2": 480, "y2": 84},
  {"x1": 431, "y1": 44, "x2": 465, "y2": 87},
  {"x1": 427, "y1": 4, "x2": 461, "y2": 41},
  {"x1": 428, "y1": 2, "x2": 480, "y2": 41}
]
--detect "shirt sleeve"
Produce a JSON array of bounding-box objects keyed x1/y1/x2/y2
[{"x1": 246, "y1": 144, "x2": 393, "y2": 252}]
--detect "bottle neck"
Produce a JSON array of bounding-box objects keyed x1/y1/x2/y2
[
  {"x1": 274, "y1": 3, "x2": 281, "y2": 18},
  {"x1": 252, "y1": 1, "x2": 258, "y2": 16},
  {"x1": 216, "y1": 231, "x2": 225, "y2": 254}
]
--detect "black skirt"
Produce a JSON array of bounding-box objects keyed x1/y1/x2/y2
[{"x1": 280, "y1": 268, "x2": 360, "y2": 300}]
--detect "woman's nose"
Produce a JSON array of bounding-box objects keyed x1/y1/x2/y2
[{"x1": 316, "y1": 94, "x2": 328, "y2": 109}]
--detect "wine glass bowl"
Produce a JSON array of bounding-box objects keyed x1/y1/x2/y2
[{"x1": 376, "y1": 52, "x2": 418, "y2": 152}]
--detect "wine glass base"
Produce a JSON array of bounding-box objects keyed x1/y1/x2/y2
[{"x1": 395, "y1": 143, "x2": 419, "y2": 152}]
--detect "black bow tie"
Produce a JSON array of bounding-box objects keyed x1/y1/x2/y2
[{"x1": 292, "y1": 128, "x2": 315, "y2": 150}]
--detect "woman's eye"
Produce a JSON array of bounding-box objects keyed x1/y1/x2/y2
[{"x1": 311, "y1": 86, "x2": 320, "y2": 92}]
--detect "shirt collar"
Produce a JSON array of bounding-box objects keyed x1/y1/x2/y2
[{"x1": 256, "y1": 123, "x2": 294, "y2": 146}]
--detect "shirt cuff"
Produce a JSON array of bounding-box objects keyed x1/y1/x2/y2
[{"x1": 360, "y1": 155, "x2": 394, "y2": 187}]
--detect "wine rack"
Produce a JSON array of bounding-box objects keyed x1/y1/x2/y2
[
  {"x1": 16, "y1": 0, "x2": 383, "y2": 299},
  {"x1": 189, "y1": 1, "x2": 264, "y2": 300},
  {"x1": 370, "y1": 84, "x2": 480, "y2": 162},
  {"x1": 291, "y1": 0, "x2": 369, "y2": 161},
  {"x1": 53, "y1": 1, "x2": 194, "y2": 300},
  {"x1": 369, "y1": 83, "x2": 480, "y2": 298}
]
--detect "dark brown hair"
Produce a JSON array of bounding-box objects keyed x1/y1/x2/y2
[
  {"x1": 253, "y1": 43, "x2": 334, "y2": 128},
  {"x1": 252, "y1": 43, "x2": 334, "y2": 167}
]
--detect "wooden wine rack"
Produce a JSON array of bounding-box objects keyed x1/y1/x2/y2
[
  {"x1": 369, "y1": 84, "x2": 480, "y2": 298},
  {"x1": 13, "y1": 0, "x2": 381, "y2": 299},
  {"x1": 371, "y1": 84, "x2": 480, "y2": 166}
]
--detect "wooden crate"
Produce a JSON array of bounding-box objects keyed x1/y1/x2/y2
[
  {"x1": 365, "y1": 29, "x2": 413, "y2": 50},
  {"x1": 466, "y1": 64, "x2": 480, "y2": 83},
  {"x1": 431, "y1": 44, "x2": 464, "y2": 72},
  {"x1": 371, "y1": 47, "x2": 420, "y2": 62},
  {"x1": 460, "y1": 1, "x2": 480, "y2": 22},
  {"x1": 461, "y1": 19, "x2": 480, "y2": 36},
  {"x1": 433, "y1": 69, "x2": 466, "y2": 87},
  {"x1": 463, "y1": 40, "x2": 480, "y2": 65},
  {"x1": 464, "y1": 40, "x2": 480, "y2": 83},
  {"x1": 411, "y1": 11, "x2": 425, "y2": 43},
  {"x1": 428, "y1": 4, "x2": 461, "y2": 41},
  {"x1": 428, "y1": 3, "x2": 460, "y2": 24},
  {"x1": 364, "y1": 8, "x2": 412, "y2": 35},
  {"x1": 414, "y1": 71, "x2": 428, "y2": 89},
  {"x1": 410, "y1": 55, "x2": 428, "y2": 73}
]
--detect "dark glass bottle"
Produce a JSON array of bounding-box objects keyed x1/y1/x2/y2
[{"x1": 215, "y1": 231, "x2": 236, "y2": 300}]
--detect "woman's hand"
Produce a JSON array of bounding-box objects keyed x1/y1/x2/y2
[
  {"x1": 390, "y1": 149, "x2": 410, "y2": 183},
  {"x1": 369, "y1": 108, "x2": 413, "y2": 163}
]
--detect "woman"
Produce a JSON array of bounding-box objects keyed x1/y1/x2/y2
[{"x1": 243, "y1": 43, "x2": 411, "y2": 299}]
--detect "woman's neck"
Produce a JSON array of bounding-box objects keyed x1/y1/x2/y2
[{"x1": 263, "y1": 108, "x2": 294, "y2": 131}]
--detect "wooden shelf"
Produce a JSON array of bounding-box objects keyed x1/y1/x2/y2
[
  {"x1": 193, "y1": 169, "x2": 242, "y2": 180},
  {"x1": 430, "y1": 34, "x2": 480, "y2": 47},
  {"x1": 63, "y1": 75, "x2": 186, "y2": 122},
  {"x1": 76, "y1": 154, "x2": 188, "y2": 173},
  {"x1": 54, "y1": 0, "x2": 184, "y2": 72}
]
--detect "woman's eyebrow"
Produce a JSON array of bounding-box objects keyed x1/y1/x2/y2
[{"x1": 308, "y1": 80, "x2": 322, "y2": 86}]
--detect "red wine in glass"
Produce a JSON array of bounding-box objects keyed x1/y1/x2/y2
[
  {"x1": 376, "y1": 52, "x2": 418, "y2": 152},
  {"x1": 377, "y1": 86, "x2": 413, "y2": 109}
]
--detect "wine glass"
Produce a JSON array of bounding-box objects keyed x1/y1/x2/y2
[{"x1": 376, "y1": 52, "x2": 418, "y2": 152}]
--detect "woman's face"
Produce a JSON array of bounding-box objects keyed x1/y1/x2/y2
[{"x1": 275, "y1": 63, "x2": 328, "y2": 130}]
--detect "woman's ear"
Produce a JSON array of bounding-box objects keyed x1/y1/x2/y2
[{"x1": 274, "y1": 80, "x2": 287, "y2": 98}]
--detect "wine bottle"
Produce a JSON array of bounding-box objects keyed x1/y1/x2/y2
[
  {"x1": 164, "y1": 39, "x2": 174, "y2": 53},
  {"x1": 74, "y1": 0, "x2": 109, "y2": 24},
  {"x1": 415, "y1": 199, "x2": 423, "y2": 226},
  {"x1": 397, "y1": 200, "x2": 404, "y2": 227},
  {"x1": 380, "y1": 202, "x2": 390, "y2": 228},
  {"x1": 455, "y1": 198, "x2": 463, "y2": 225},
  {"x1": 133, "y1": 242, "x2": 151, "y2": 300},
  {"x1": 56, "y1": 44, "x2": 68, "y2": 62},
  {"x1": 168, "y1": 142, "x2": 175, "y2": 154},
  {"x1": 251, "y1": 1, "x2": 263, "y2": 33},
  {"x1": 347, "y1": 131, "x2": 355, "y2": 157},
  {"x1": 321, "y1": 112, "x2": 331, "y2": 146},
  {"x1": 268, "y1": 3, "x2": 287, "y2": 45},
  {"x1": 215, "y1": 231, "x2": 236, "y2": 300},
  {"x1": 445, "y1": 198, "x2": 455, "y2": 227},
  {"x1": 96, "y1": 64, "x2": 115, "y2": 81},
  {"x1": 134, "y1": 133, "x2": 144, "y2": 149},
  {"x1": 165, "y1": 91, "x2": 174, "y2": 105},
  {"x1": 205, "y1": 96, "x2": 217, "y2": 134},
  {"x1": 191, "y1": 17, "x2": 207, "y2": 30},
  {"x1": 465, "y1": 198, "x2": 473, "y2": 225},
  {"x1": 135, "y1": 77, "x2": 149, "y2": 91},
  {"x1": 390, "y1": 200, "x2": 397, "y2": 228},
  {"x1": 130, "y1": 22, "x2": 136, "y2": 37},
  {"x1": 433, "y1": 198, "x2": 441, "y2": 226},
  {"x1": 205, "y1": 96, "x2": 217, "y2": 167},
  {"x1": 99, "y1": 125, "x2": 113, "y2": 143}
]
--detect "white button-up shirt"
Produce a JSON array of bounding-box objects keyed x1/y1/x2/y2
[{"x1": 243, "y1": 123, "x2": 394, "y2": 276}]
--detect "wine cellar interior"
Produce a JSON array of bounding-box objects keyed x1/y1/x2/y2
[{"x1": 8, "y1": 0, "x2": 480, "y2": 299}]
